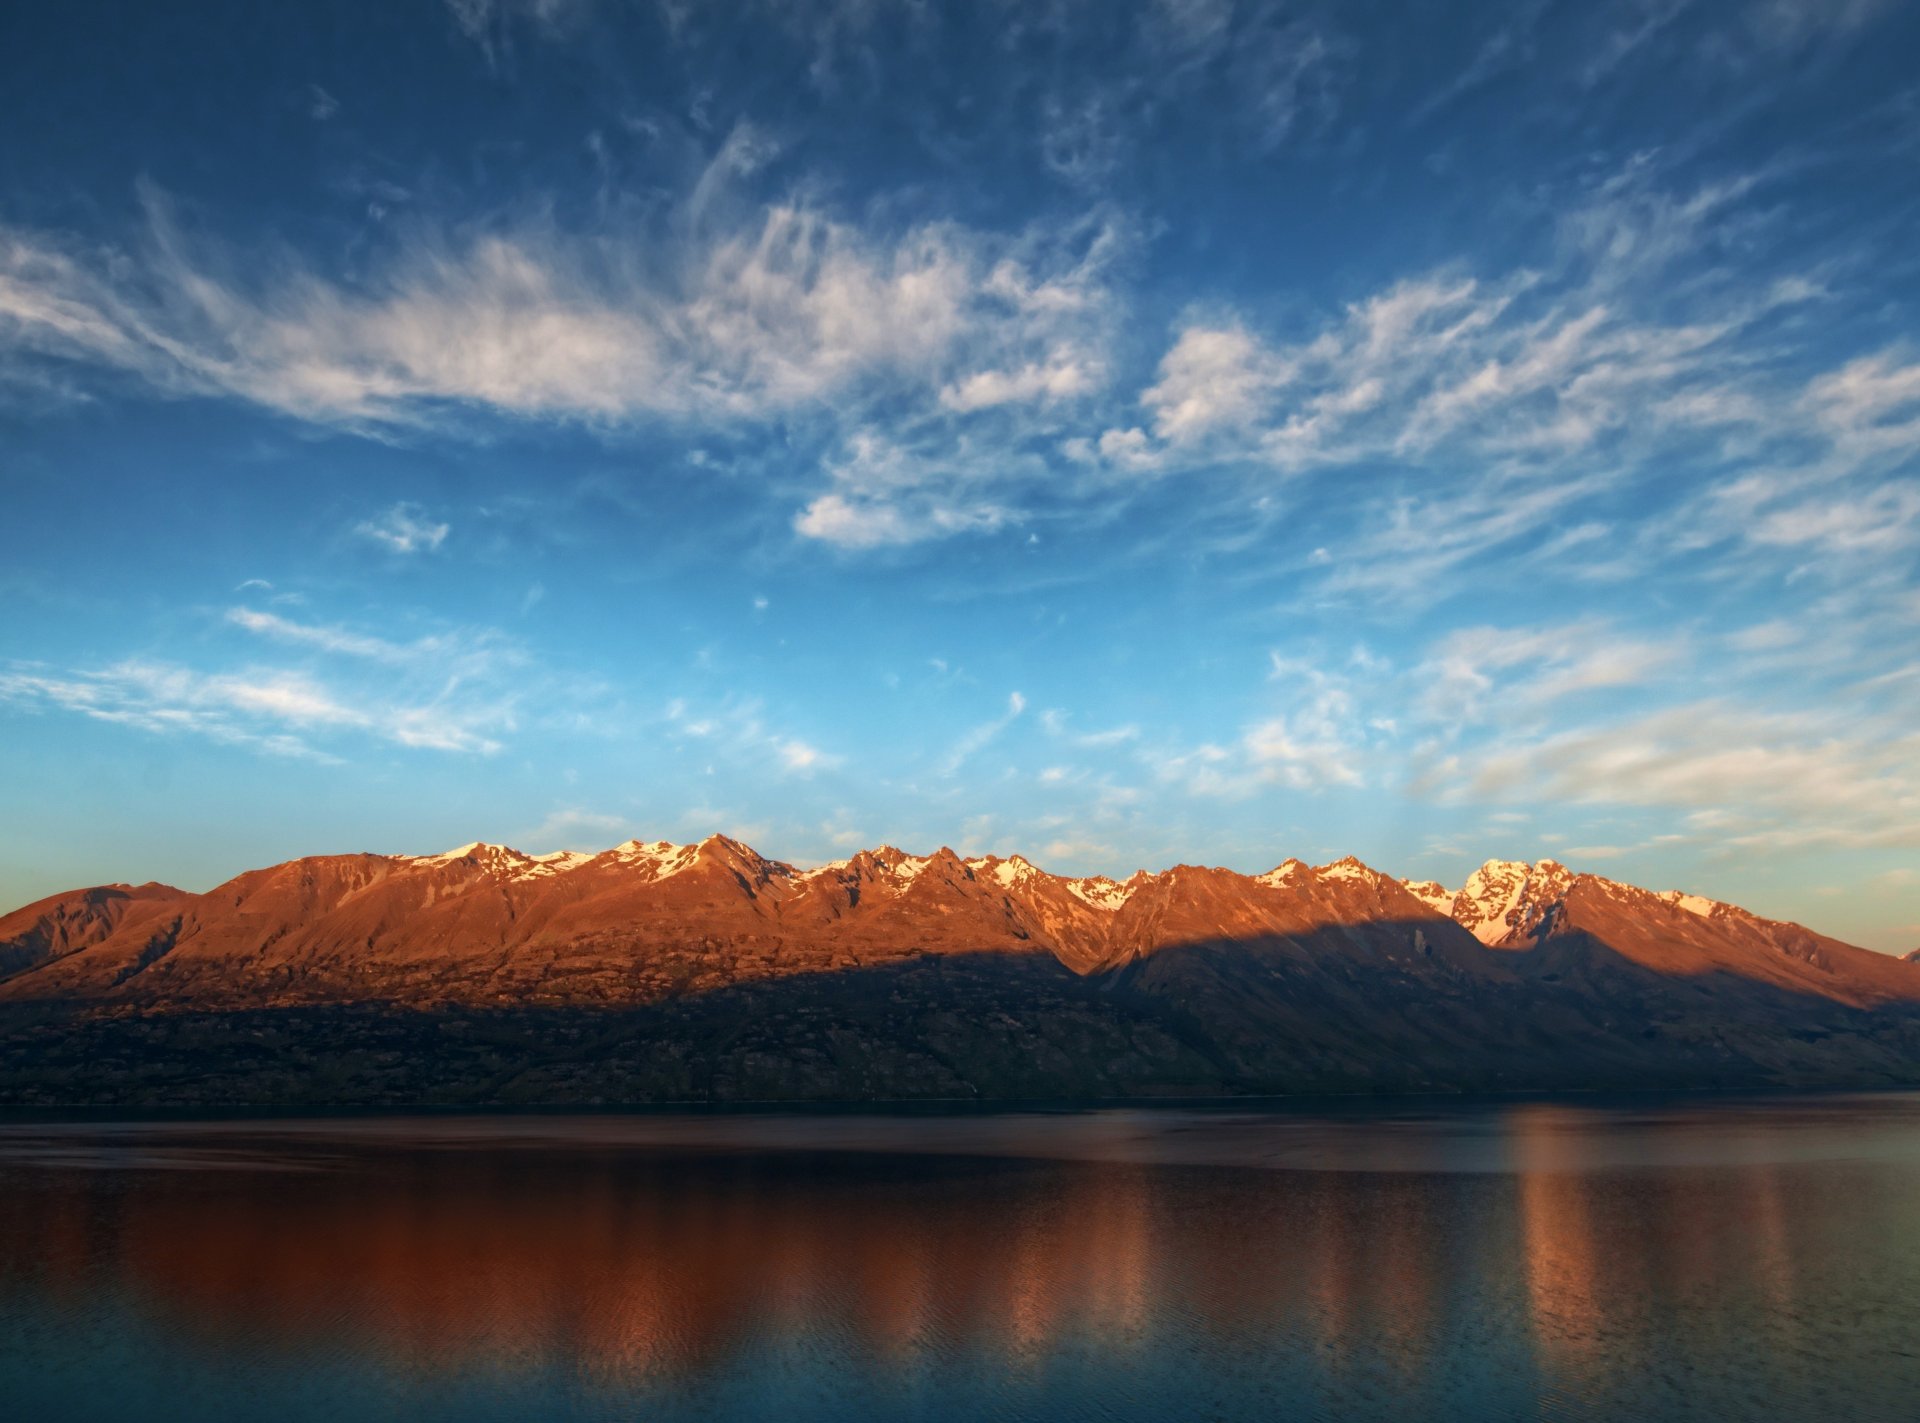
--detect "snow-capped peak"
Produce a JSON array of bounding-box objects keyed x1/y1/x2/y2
[
  {"x1": 411, "y1": 841, "x2": 536, "y2": 872},
  {"x1": 1453, "y1": 859, "x2": 1574, "y2": 946},
  {"x1": 417, "y1": 840, "x2": 501, "y2": 864},
  {"x1": 1402, "y1": 879, "x2": 1456, "y2": 914},
  {"x1": 1314, "y1": 855, "x2": 1380, "y2": 883},
  {"x1": 408, "y1": 841, "x2": 599, "y2": 884},
  {"x1": 517, "y1": 849, "x2": 594, "y2": 878},
  {"x1": 1256, "y1": 859, "x2": 1307, "y2": 889},
  {"x1": 605, "y1": 839, "x2": 699, "y2": 881},
  {"x1": 989, "y1": 855, "x2": 1040, "y2": 888},
  {"x1": 879, "y1": 852, "x2": 931, "y2": 883}
]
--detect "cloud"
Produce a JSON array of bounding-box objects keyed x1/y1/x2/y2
[
  {"x1": 1312, "y1": 472, "x2": 1606, "y2": 602},
  {"x1": 1804, "y1": 351, "x2": 1920, "y2": 454},
  {"x1": 1062, "y1": 156, "x2": 1914, "y2": 611},
  {"x1": 940, "y1": 348, "x2": 1102, "y2": 412},
  {"x1": 355, "y1": 504, "x2": 449, "y2": 554},
  {"x1": 1146, "y1": 653, "x2": 1376, "y2": 797},
  {"x1": 1747, "y1": 484, "x2": 1920, "y2": 556},
  {"x1": 1425, "y1": 699, "x2": 1920, "y2": 851},
  {"x1": 939, "y1": 690, "x2": 1027, "y2": 775},
  {"x1": 1141, "y1": 323, "x2": 1290, "y2": 442},
  {"x1": 0, "y1": 182, "x2": 1134, "y2": 556},
  {"x1": 0, "y1": 658, "x2": 507, "y2": 758},
  {"x1": 518, "y1": 806, "x2": 631, "y2": 848},
  {"x1": 793, "y1": 491, "x2": 1007, "y2": 549},
  {"x1": 1418, "y1": 622, "x2": 1685, "y2": 722},
  {"x1": 1040, "y1": 708, "x2": 1140, "y2": 748},
  {"x1": 777, "y1": 738, "x2": 830, "y2": 772},
  {"x1": 0, "y1": 185, "x2": 1120, "y2": 434},
  {"x1": 791, "y1": 429, "x2": 1017, "y2": 548},
  {"x1": 442, "y1": 0, "x2": 585, "y2": 70},
  {"x1": 663, "y1": 696, "x2": 841, "y2": 776},
  {"x1": 227, "y1": 606, "x2": 410, "y2": 661}
]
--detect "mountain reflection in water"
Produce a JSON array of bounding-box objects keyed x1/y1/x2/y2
[{"x1": 3, "y1": 1097, "x2": 1919, "y2": 1422}]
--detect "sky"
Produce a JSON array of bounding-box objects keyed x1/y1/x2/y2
[{"x1": 1, "y1": 0, "x2": 1916, "y2": 950}]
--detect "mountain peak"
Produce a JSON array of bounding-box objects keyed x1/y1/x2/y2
[
  {"x1": 421, "y1": 840, "x2": 504, "y2": 862},
  {"x1": 1453, "y1": 858, "x2": 1574, "y2": 945},
  {"x1": 1314, "y1": 855, "x2": 1383, "y2": 882},
  {"x1": 1402, "y1": 878, "x2": 1455, "y2": 914},
  {"x1": 1256, "y1": 859, "x2": 1308, "y2": 889}
]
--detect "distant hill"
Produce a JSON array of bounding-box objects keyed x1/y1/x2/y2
[{"x1": 3, "y1": 836, "x2": 1917, "y2": 1105}]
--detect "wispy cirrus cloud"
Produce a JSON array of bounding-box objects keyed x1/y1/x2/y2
[
  {"x1": 0, "y1": 596, "x2": 552, "y2": 760},
  {"x1": 0, "y1": 181, "x2": 1123, "y2": 433},
  {"x1": 939, "y1": 690, "x2": 1027, "y2": 776},
  {"x1": 1417, "y1": 621, "x2": 1686, "y2": 723},
  {"x1": 663, "y1": 696, "x2": 842, "y2": 778},
  {"x1": 0, "y1": 659, "x2": 506, "y2": 758}
]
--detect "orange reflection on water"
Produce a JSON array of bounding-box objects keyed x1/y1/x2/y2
[
  {"x1": 1510, "y1": 1104, "x2": 1611, "y2": 1376},
  {"x1": 0, "y1": 1109, "x2": 1861, "y2": 1408},
  {"x1": 0, "y1": 1150, "x2": 1192, "y2": 1381}
]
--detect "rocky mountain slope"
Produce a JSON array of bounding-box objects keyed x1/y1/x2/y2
[{"x1": 2, "y1": 837, "x2": 1916, "y2": 1104}]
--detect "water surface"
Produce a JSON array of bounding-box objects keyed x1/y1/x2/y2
[{"x1": 4, "y1": 1095, "x2": 1919, "y2": 1421}]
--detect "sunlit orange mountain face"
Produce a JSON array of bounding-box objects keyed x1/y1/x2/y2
[{"x1": 3, "y1": 837, "x2": 1917, "y2": 1104}]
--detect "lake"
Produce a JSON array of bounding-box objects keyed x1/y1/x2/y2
[{"x1": 3, "y1": 1095, "x2": 1919, "y2": 1421}]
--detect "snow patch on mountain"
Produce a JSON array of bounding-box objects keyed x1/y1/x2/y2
[
  {"x1": 1453, "y1": 859, "x2": 1574, "y2": 945},
  {"x1": 519, "y1": 850, "x2": 594, "y2": 878},
  {"x1": 1067, "y1": 876, "x2": 1134, "y2": 910},
  {"x1": 417, "y1": 841, "x2": 493, "y2": 865},
  {"x1": 1454, "y1": 860, "x2": 1533, "y2": 944},
  {"x1": 992, "y1": 856, "x2": 1040, "y2": 888},
  {"x1": 1257, "y1": 860, "x2": 1306, "y2": 889},
  {"x1": 606, "y1": 839, "x2": 699, "y2": 881},
  {"x1": 1660, "y1": 890, "x2": 1719, "y2": 918},
  {"x1": 1402, "y1": 879, "x2": 1456, "y2": 914}
]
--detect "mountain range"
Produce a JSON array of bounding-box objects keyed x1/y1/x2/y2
[{"x1": 2, "y1": 836, "x2": 1917, "y2": 1105}]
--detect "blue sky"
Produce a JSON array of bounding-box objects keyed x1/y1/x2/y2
[{"x1": 2, "y1": 0, "x2": 1917, "y2": 948}]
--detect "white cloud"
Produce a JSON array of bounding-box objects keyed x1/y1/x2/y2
[
  {"x1": 355, "y1": 504, "x2": 449, "y2": 554},
  {"x1": 1142, "y1": 324, "x2": 1290, "y2": 442},
  {"x1": 1314, "y1": 473, "x2": 1606, "y2": 601},
  {"x1": 0, "y1": 658, "x2": 507, "y2": 758},
  {"x1": 223, "y1": 607, "x2": 517, "y2": 695},
  {"x1": 792, "y1": 491, "x2": 1008, "y2": 549},
  {"x1": 1040, "y1": 708, "x2": 1140, "y2": 748},
  {"x1": 791, "y1": 429, "x2": 1016, "y2": 548},
  {"x1": 777, "y1": 738, "x2": 830, "y2": 772},
  {"x1": 1804, "y1": 351, "x2": 1920, "y2": 455},
  {"x1": 663, "y1": 696, "x2": 841, "y2": 776},
  {"x1": 518, "y1": 806, "x2": 631, "y2": 850},
  {"x1": 1747, "y1": 484, "x2": 1920, "y2": 555},
  {"x1": 1145, "y1": 653, "x2": 1376, "y2": 797},
  {"x1": 226, "y1": 607, "x2": 408, "y2": 661},
  {"x1": 0, "y1": 187, "x2": 1120, "y2": 433},
  {"x1": 1419, "y1": 622, "x2": 1684, "y2": 722},
  {"x1": 940, "y1": 348, "x2": 1102, "y2": 411},
  {"x1": 939, "y1": 690, "x2": 1027, "y2": 775},
  {"x1": 1425, "y1": 699, "x2": 1920, "y2": 851}
]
